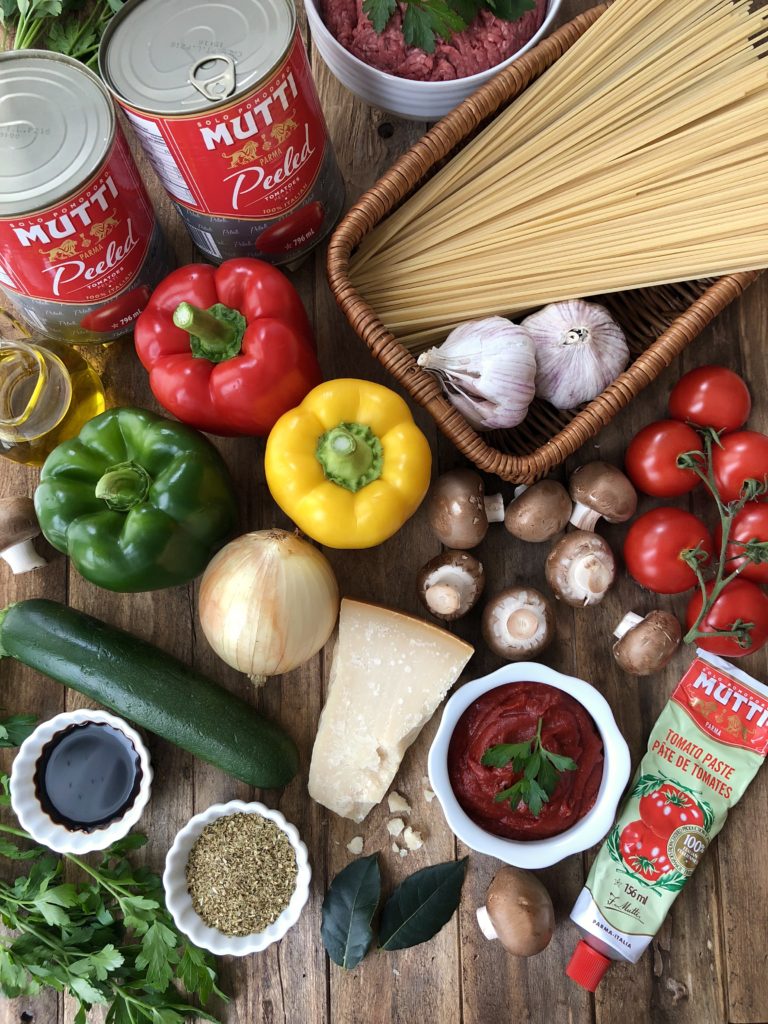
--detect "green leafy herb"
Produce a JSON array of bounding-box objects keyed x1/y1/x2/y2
[
  {"x1": 0, "y1": 712, "x2": 37, "y2": 748},
  {"x1": 1, "y1": 0, "x2": 123, "y2": 70},
  {"x1": 379, "y1": 858, "x2": 467, "y2": 951},
  {"x1": 482, "y1": 717, "x2": 578, "y2": 817},
  {"x1": 321, "y1": 854, "x2": 381, "y2": 969},
  {"x1": 0, "y1": 774, "x2": 226, "y2": 1023},
  {"x1": 362, "y1": 0, "x2": 533, "y2": 55}
]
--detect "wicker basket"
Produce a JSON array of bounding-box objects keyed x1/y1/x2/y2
[{"x1": 327, "y1": 3, "x2": 761, "y2": 483}]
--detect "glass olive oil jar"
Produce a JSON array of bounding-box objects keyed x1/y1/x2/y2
[{"x1": 0, "y1": 339, "x2": 105, "y2": 467}]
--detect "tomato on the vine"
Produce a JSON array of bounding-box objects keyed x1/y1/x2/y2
[
  {"x1": 625, "y1": 420, "x2": 702, "y2": 497},
  {"x1": 711, "y1": 431, "x2": 768, "y2": 503},
  {"x1": 685, "y1": 578, "x2": 768, "y2": 658},
  {"x1": 638, "y1": 783, "x2": 704, "y2": 839},
  {"x1": 714, "y1": 504, "x2": 768, "y2": 584},
  {"x1": 669, "y1": 366, "x2": 751, "y2": 434},
  {"x1": 623, "y1": 508, "x2": 713, "y2": 594},
  {"x1": 619, "y1": 820, "x2": 673, "y2": 882}
]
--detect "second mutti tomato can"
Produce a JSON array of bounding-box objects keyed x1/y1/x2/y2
[{"x1": 99, "y1": 0, "x2": 345, "y2": 265}]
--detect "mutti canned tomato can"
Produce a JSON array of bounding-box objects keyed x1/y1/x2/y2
[
  {"x1": 99, "y1": 0, "x2": 345, "y2": 265},
  {"x1": 0, "y1": 51, "x2": 170, "y2": 344}
]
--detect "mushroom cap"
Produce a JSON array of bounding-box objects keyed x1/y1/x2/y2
[
  {"x1": 545, "y1": 530, "x2": 616, "y2": 607},
  {"x1": 505, "y1": 480, "x2": 572, "y2": 542},
  {"x1": 613, "y1": 610, "x2": 682, "y2": 676},
  {"x1": 481, "y1": 866, "x2": 554, "y2": 956},
  {"x1": 569, "y1": 462, "x2": 638, "y2": 529},
  {"x1": 427, "y1": 469, "x2": 489, "y2": 549},
  {"x1": 416, "y1": 550, "x2": 485, "y2": 621},
  {"x1": 481, "y1": 586, "x2": 555, "y2": 660},
  {"x1": 0, "y1": 496, "x2": 41, "y2": 551}
]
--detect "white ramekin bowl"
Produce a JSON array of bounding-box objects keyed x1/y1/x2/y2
[
  {"x1": 306, "y1": 0, "x2": 563, "y2": 121},
  {"x1": 10, "y1": 709, "x2": 153, "y2": 854},
  {"x1": 428, "y1": 663, "x2": 630, "y2": 868},
  {"x1": 163, "y1": 800, "x2": 312, "y2": 957}
]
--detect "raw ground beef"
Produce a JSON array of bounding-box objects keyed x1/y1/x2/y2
[{"x1": 320, "y1": 0, "x2": 547, "y2": 81}]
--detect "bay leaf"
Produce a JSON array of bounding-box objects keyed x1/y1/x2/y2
[
  {"x1": 321, "y1": 854, "x2": 381, "y2": 969},
  {"x1": 379, "y1": 858, "x2": 467, "y2": 951}
]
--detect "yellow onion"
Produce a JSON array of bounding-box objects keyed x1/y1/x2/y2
[{"x1": 198, "y1": 529, "x2": 340, "y2": 685}]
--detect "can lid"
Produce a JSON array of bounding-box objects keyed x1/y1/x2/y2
[
  {"x1": 566, "y1": 941, "x2": 613, "y2": 992},
  {"x1": 99, "y1": 0, "x2": 295, "y2": 115},
  {"x1": 0, "y1": 51, "x2": 114, "y2": 218}
]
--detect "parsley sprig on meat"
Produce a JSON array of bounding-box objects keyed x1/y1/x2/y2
[
  {"x1": 362, "y1": 0, "x2": 535, "y2": 55},
  {"x1": 481, "y1": 717, "x2": 578, "y2": 817}
]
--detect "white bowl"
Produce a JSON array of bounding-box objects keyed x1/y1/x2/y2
[
  {"x1": 428, "y1": 663, "x2": 630, "y2": 868},
  {"x1": 10, "y1": 709, "x2": 153, "y2": 855},
  {"x1": 163, "y1": 800, "x2": 312, "y2": 957},
  {"x1": 306, "y1": 0, "x2": 563, "y2": 121}
]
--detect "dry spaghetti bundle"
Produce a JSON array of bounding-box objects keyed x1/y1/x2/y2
[{"x1": 349, "y1": 0, "x2": 768, "y2": 351}]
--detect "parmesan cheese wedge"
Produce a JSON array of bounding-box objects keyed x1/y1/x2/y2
[{"x1": 309, "y1": 599, "x2": 474, "y2": 822}]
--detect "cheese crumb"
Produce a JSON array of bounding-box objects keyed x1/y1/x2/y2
[
  {"x1": 403, "y1": 826, "x2": 424, "y2": 851},
  {"x1": 346, "y1": 836, "x2": 364, "y2": 855},
  {"x1": 393, "y1": 969, "x2": 400, "y2": 977},
  {"x1": 388, "y1": 791, "x2": 412, "y2": 815},
  {"x1": 398, "y1": 848, "x2": 408, "y2": 858},
  {"x1": 422, "y1": 776, "x2": 436, "y2": 802},
  {"x1": 391, "y1": 842, "x2": 399, "y2": 853},
  {"x1": 387, "y1": 817, "x2": 405, "y2": 837}
]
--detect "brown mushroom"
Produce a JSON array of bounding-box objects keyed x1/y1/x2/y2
[
  {"x1": 426, "y1": 469, "x2": 504, "y2": 549},
  {"x1": 613, "y1": 610, "x2": 681, "y2": 676},
  {"x1": 569, "y1": 462, "x2": 637, "y2": 531},
  {"x1": 416, "y1": 550, "x2": 485, "y2": 620},
  {"x1": 476, "y1": 866, "x2": 554, "y2": 957},
  {"x1": 505, "y1": 480, "x2": 572, "y2": 542},
  {"x1": 546, "y1": 530, "x2": 616, "y2": 607},
  {"x1": 482, "y1": 587, "x2": 555, "y2": 660},
  {"x1": 0, "y1": 497, "x2": 46, "y2": 575}
]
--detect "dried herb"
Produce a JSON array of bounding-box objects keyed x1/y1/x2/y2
[
  {"x1": 482, "y1": 716, "x2": 578, "y2": 816},
  {"x1": 186, "y1": 813, "x2": 297, "y2": 937},
  {"x1": 321, "y1": 854, "x2": 380, "y2": 969},
  {"x1": 379, "y1": 858, "x2": 467, "y2": 951}
]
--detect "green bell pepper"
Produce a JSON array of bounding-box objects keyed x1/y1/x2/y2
[{"x1": 34, "y1": 407, "x2": 238, "y2": 593}]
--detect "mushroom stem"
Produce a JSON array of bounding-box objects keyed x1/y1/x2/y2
[
  {"x1": 425, "y1": 582, "x2": 462, "y2": 617},
  {"x1": 476, "y1": 905, "x2": 498, "y2": 941},
  {"x1": 0, "y1": 538, "x2": 46, "y2": 575},
  {"x1": 513, "y1": 485, "x2": 529, "y2": 498},
  {"x1": 613, "y1": 612, "x2": 644, "y2": 640},
  {"x1": 484, "y1": 493, "x2": 505, "y2": 523},
  {"x1": 507, "y1": 608, "x2": 540, "y2": 640},
  {"x1": 569, "y1": 501, "x2": 601, "y2": 532},
  {"x1": 572, "y1": 554, "x2": 613, "y2": 603}
]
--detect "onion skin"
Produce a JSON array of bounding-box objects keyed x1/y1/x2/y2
[{"x1": 198, "y1": 529, "x2": 339, "y2": 683}]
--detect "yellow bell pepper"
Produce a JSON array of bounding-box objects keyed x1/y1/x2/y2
[{"x1": 265, "y1": 378, "x2": 432, "y2": 549}]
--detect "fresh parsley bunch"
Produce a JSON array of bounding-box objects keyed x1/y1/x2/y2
[
  {"x1": 0, "y1": 776, "x2": 226, "y2": 1024},
  {"x1": 362, "y1": 0, "x2": 535, "y2": 55},
  {"x1": 0, "y1": 0, "x2": 123, "y2": 68}
]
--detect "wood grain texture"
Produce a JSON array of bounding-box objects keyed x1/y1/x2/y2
[{"x1": 1, "y1": 1, "x2": 767, "y2": 1022}]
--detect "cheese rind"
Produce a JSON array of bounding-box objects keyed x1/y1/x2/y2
[{"x1": 309, "y1": 599, "x2": 474, "y2": 822}]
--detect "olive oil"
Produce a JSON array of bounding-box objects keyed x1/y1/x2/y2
[{"x1": 0, "y1": 340, "x2": 105, "y2": 466}]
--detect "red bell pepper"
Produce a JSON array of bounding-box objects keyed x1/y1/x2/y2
[{"x1": 133, "y1": 258, "x2": 321, "y2": 436}]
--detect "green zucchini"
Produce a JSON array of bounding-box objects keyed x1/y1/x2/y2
[{"x1": 0, "y1": 599, "x2": 298, "y2": 789}]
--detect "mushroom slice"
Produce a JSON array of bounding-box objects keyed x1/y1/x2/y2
[
  {"x1": 416, "y1": 550, "x2": 485, "y2": 620},
  {"x1": 0, "y1": 496, "x2": 46, "y2": 575},
  {"x1": 613, "y1": 610, "x2": 681, "y2": 676},
  {"x1": 505, "y1": 480, "x2": 572, "y2": 542},
  {"x1": 426, "y1": 469, "x2": 504, "y2": 549},
  {"x1": 476, "y1": 866, "x2": 554, "y2": 957},
  {"x1": 482, "y1": 587, "x2": 555, "y2": 660},
  {"x1": 569, "y1": 462, "x2": 637, "y2": 531},
  {"x1": 546, "y1": 531, "x2": 616, "y2": 607}
]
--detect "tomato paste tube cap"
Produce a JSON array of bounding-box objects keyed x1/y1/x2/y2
[{"x1": 566, "y1": 941, "x2": 613, "y2": 991}]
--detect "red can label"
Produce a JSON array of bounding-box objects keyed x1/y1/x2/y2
[
  {"x1": 0, "y1": 129, "x2": 155, "y2": 305},
  {"x1": 120, "y1": 32, "x2": 327, "y2": 220}
]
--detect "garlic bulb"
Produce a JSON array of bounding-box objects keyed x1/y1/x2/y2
[
  {"x1": 198, "y1": 529, "x2": 339, "y2": 686},
  {"x1": 522, "y1": 300, "x2": 629, "y2": 410},
  {"x1": 417, "y1": 317, "x2": 536, "y2": 430}
]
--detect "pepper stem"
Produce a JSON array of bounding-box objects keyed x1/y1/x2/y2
[
  {"x1": 172, "y1": 301, "x2": 246, "y2": 363},
  {"x1": 95, "y1": 461, "x2": 151, "y2": 512},
  {"x1": 316, "y1": 422, "x2": 383, "y2": 493}
]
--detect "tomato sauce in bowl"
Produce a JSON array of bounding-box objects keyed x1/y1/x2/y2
[{"x1": 447, "y1": 682, "x2": 604, "y2": 841}]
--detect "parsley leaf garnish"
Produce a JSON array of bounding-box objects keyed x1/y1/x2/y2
[
  {"x1": 481, "y1": 717, "x2": 578, "y2": 817},
  {"x1": 362, "y1": 0, "x2": 534, "y2": 56}
]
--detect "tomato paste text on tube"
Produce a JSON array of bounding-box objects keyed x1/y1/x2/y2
[{"x1": 567, "y1": 652, "x2": 768, "y2": 990}]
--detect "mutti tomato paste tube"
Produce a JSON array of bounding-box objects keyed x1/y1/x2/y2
[{"x1": 567, "y1": 651, "x2": 768, "y2": 991}]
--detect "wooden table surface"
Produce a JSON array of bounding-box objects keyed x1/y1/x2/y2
[{"x1": 3, "y1": 1, "x2": 768, "y2": 1021}]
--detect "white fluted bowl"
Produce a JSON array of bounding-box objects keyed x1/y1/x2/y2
[
  {"x1": 428, "y1": 663, "x2": 630, "y2": 869},
  {"x1": 305, "y1": 0, "x2": 563, "y2": 121},
  {"x1": 10, "y1": 709, "x2": 152, "y2": 854},
  {"x1": 163, "y1": 800, "x2": 311, "y2": 957}
]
